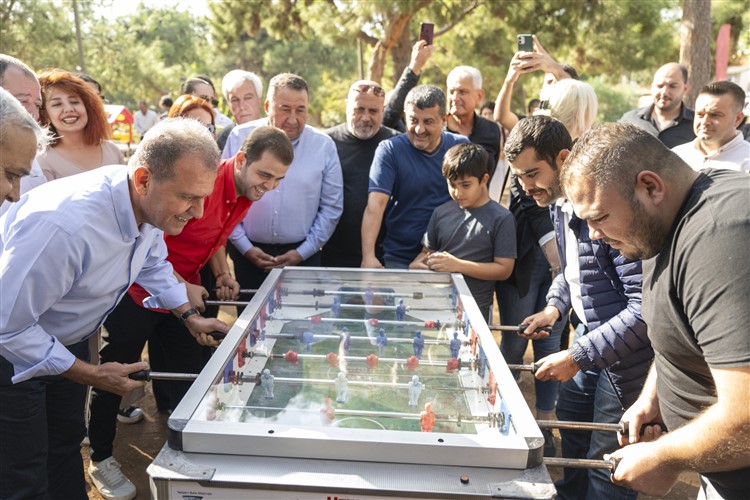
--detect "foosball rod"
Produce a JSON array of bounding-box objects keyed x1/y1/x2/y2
[
  {"x1": 129, "y1": 370, "x2": 479, "y2": 391},
  {"x1": 247, "y1": 351, "x2": 474, "y2": 367},
  {"x1": 544, "y1": 457, "x2": 617, "y2": 470},
  {"x1": 252, "y1": 332, "x2": 463, "y2": 345},
  {"x1": 219, "y1": 405, "x2": 492, "y2": 424},
  {"x1": 226, "y1": 288, "x2": 448, "y2": 300},
  {"x1": 205, "y1": 300, "x2": 445, "y2": 312}
]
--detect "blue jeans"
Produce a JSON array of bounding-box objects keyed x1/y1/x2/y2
[
  {"x1": 554, "y1": 324, "x2": 636, "y2": 500},
  {"x1": 497, "y1": 249, "x2": 563, "y2": 412},
  {"x1": 0, "y1": 340, "x2": 90, "y2": 500}
]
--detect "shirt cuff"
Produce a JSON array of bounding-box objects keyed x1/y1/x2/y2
[
  {"x1": 296, "y1": 240, "x2": 317, "y2": 261},
  {"x1": 538, "y1": 231, "x2": 555, "y2": 246},
  {"x1": 143, "y1": 282, "x2": 188, "y2": 310},
  {"x1": 11, "y1": 339, "x2": 76, "y2": 383}
]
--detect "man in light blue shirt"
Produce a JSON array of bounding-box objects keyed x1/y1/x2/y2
[
  {"x1": 0, "y1": 119, "x2": 228, "y2": 500},
  {"x1": 223, "y1": 73, "x2": 342, "y2": 292}
]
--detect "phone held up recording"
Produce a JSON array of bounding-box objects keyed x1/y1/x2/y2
[
  {"x1": 517, "y1": 34, "x2": 534, "y2": 52},
  {"x1": 420, "y1": 23, "x2": 434, "y2": 45}
]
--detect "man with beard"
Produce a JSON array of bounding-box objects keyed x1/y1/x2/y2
[
  {"x1": 560, "y1": 123, "x2": 749, "y2": 499},
  {"x1": 323, "y1": 81, "x2": 399, "y2": 267},
  {"x1": 507, "y1": 116, "x2": 652, "y2": 500},
  {"x1": 620, "y1": 62, "x2": 695, "y2": 148}
]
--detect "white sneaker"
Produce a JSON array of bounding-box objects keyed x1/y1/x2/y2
[
  {"x1": 116, "y1": 406, "x2": 144, "y2": 424},
  {"x1": 88, "y1": 457, "x2": 136, "y2": 500}
]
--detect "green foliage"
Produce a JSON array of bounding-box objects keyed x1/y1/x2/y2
[
  {"x1": 588, "y1": 76, "x2": 641, "y2": 123},
  {"x1": 1, "y1": 0, "x2": 745, "y2": 125}
]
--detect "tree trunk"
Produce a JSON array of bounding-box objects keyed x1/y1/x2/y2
[{"x1": 680, "y1": 0, "x2": 711, "y2": 108}]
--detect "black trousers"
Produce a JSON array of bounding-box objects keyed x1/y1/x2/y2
[
  {"x1": 88, "y1": 294, "x2": 211, "y2": 462},
  {"x1": 0, "y1": 340, "x2": 89, "y2": 500}
]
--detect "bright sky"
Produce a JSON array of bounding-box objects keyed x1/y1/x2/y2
[{"x1": 96, "y1": 0, "x2": 211, "y2": 20}]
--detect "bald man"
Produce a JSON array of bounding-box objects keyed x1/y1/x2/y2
[
  {"x1": 323, "y1": 80, "x2": 400, "y2": 267},
  {"x1": 620, "y1": 62, "x2": 696, "y2": 148}
]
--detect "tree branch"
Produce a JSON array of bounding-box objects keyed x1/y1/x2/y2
[{"x1": 435, "y1": 0, "x2": 480, "y2": 38}]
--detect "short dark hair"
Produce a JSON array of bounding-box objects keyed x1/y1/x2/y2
[
  {"x1": 505, "y1": 115, "x2": 573, "y2": 169},
  {"x1": 442, "y1": 143, "x2": 489, "y2": 182},
  {"x1": 699, "y1": 81, "x2": 745, "y2": 111},
  {"x1": 405, "y1": 85, "x2": 446, "y2": 116},
  {"x1": 561, "y1": 65, "x2": 579, "y2": 80},
  {"x1": 527, "y1": 98, "x2": 540, "y2": 112},
  {"x1": 241, "y1": 125, "x2": 294, "y2": 167},
  {"x1": 268, "y1": 73, "x2": 308, "y2": 102},
  {"x1": 480, "y1": 101, "x2": 494, "y2": 113},
  {"x1": 561, "y1": 122, "x2": 688, "y2": 200},
  {"x1": 159, "y1": 95, "x2": 173, "y2": 108}
]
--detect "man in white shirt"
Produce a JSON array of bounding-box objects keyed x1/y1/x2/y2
[
  {"x1": 672, "y1": 81, "x2": 749, "y2": 173},
  {"x1": 0, "y1": 119, "x2": 228, "y2": 500},
  {"x1": 134, "y1": 99, "x2": 159, "y2": 137},
  {"x1": 0, "y1": 54, "x2": 47, "y2": 216},
  {"x1": 0, "y1": 88, "x2": 47, "y2": 203}
]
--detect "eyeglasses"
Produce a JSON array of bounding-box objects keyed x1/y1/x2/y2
[
  {"x1": 538, "y1": 100, "x2": 550, "y2": 110},
  {"x1": 350, "y1": 84, "x2": 385, "y2": 97},
  {"x1": 205, "y1": 123, "x2": 216, "y2": 134}
]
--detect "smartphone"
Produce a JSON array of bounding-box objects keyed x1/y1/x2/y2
[
  {"x1": 420, "y1": 22, "x2": 434, "y2": 45},
  {"x1": 517, "y1": 33, "x2": 534, "y2": 52}
]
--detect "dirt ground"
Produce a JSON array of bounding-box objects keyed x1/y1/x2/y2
[{"x1": 83, "y1": 306, "x2": 700, "y2": 500}]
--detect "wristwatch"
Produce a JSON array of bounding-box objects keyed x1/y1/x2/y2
[{"x1": 179, "y1": 308, "x2": 200, "y2": 324}]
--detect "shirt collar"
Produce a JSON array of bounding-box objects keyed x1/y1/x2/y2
[{"x1": 110, "y1": 167, "x2": 141, "y2": 240}]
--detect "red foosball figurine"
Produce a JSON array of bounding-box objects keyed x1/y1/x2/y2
[
  {"x1": 366, "y1": 353, "x2": 378, "y2": 370},
  {"x1": 284, "y1": 350, "x2": 299, "y2": 364},
  {"x1": 326, "y1": 352, "x2": 339, "y2": 368},
  {"x1": 406, "y1": 355, "x2": 419, "y2": 371},
  {"x1": 421, "y1": 402, "x2": 436, "y2": 432}
]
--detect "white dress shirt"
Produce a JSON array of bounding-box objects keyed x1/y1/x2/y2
[{"x1": 672, "y1": 131, "x2": 750, "y2": 173}]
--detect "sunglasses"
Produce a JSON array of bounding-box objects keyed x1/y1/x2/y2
[{"x1": 350, "y1": 84, "x2": 385, "y2": 97}]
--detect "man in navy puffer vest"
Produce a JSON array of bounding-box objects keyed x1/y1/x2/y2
[{"x1": 506, "y1": 116, "x2": 653, "y2": 500}]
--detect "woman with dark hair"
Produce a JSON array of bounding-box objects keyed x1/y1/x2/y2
[
  {"x1": 168, "y1": 94, "x2": 216, "y2": 138},
  {"x1": 37, "y1": 69, "x2": 123, "y2": 180}
]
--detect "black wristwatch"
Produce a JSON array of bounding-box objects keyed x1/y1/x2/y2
[{"x1": 179, "y1": 308, "x2": 200, "y2": 324}]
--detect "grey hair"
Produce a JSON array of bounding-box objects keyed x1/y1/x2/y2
[
  {"x1": 447, "y1": 66, "x2": 483, "y2": 90},
  {"x1": 0, "y1": 87, "x2": 49, "y2": 152},
  {"x1": 222, "y1": 70, "x2": 263, "y2": 102},
  {"x1": 0, "y1": 54, "x2": 36, "y2": 86},
  {"x1": 537, "y1": 79, "x2": 597, "y2": 139},
  {"x1": 129, "y1": 118, "x2": 219, "y2": 181},
  {"x1": 405, "y1": 85, "x2": 446, "y2": 116}
]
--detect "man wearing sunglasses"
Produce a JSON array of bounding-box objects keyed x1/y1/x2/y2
[{"x1": 323, "y1": 81, "x2": 400, "y2": 267}]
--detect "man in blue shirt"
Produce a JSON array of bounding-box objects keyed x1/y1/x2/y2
[
  {"x1": 223, "y1": 73, "x2": 343, "y2": 291},
  {"x1": 361, "y1": 85, "x2": 468, "y2": 268},
  {"x1": 0, "y1": 119, "x2": 228, "y2": 500}
]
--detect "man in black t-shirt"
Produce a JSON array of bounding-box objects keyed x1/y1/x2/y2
[
  {"x1": 561, "y1": 123, "x2": 750, "y2": 499},
  {"x1": 323, "y1": 81, "x2": 399, "y2": 267}
]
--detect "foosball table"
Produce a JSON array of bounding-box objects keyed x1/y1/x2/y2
[{"x1": 147, "y1": 267, "x2": 558, "y2": 499}]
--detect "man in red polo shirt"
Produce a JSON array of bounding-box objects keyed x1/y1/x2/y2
[{"x1": 86, "y1": 126, "x2": 293, "y2": 499}]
